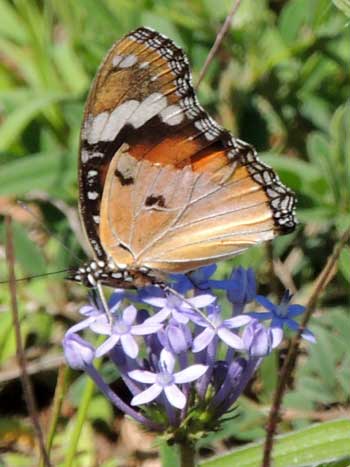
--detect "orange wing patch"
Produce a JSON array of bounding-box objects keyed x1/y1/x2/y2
[{"x1": 100, "y1": 144, "x2": 275, "y2": 273}]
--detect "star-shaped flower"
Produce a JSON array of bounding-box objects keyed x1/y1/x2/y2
[
  {"x1": 66, "y1": 289, "x2": 126, "y2": 335},
  {"x1": 171, "y1": 265, "x2": 231, "y2": 293},
  {"x1": 249, "y1": 290, "x2": 316, "y2": 347},
  {"x1": 94, "y1": 305, "x2": 163, "y2": 359},
  {"x1": 142, "y1": 292, "x2": 215, "y2": 324},
  {"x1": 129, "y1": 349, "x2": 208, "y2": 409},
  {"x1": 192, "y1": 306, "x2": 252, "y2": 352}
]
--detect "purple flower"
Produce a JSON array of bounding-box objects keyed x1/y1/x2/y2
[
  {"x1": 226, "y1": 267, "x2": 256, "y2": 306},
  {"x1": 143, "y1": 292, "x2": 215, "y2": 324},
  {"x1": 192, "y1": 306, "x2": 251, "y2": 352},
  {"x1": 129, "y1": 349, "x2": 208, "y2": 409},
  {"x1": 242, "y1": 320, "x2": 273, "y2": 357},
  {"x1": 66, "y1": 289, "x2": 126, "y2": 335},
  {"x1": 158, "y1": 321, "x2": 192, "y2": 354},
  {"x1": 94, "y1": 305, "x2": 163, "y2": 359},
  {"x1": 249, "y1": 290, "x2": 316, "y2": 347},
  {"x1": 172, "y1": 265, "x2": 231, "y2": 293},
  {"x1": 62, "y1": 260, "x2": 314, "y2": 437},
  {"x1": 63, "y1": 333, "x2": 95, "y2": 370}
]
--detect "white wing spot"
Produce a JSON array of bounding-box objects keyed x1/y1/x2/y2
[
  {"x1": 81, "y1": 149, "x2": 104, "y2": 163},
  {"x1": 100, "y1": 100, "x2": 139, "y2": 141},
  {"x1": 88, "y1": 112, "x2": 109, "y2": 144},
  {"x1": 93, "y1": 215, "x2": 100, "y2": 224},
  {"x1": 87, "y1": 191, "x2": 99, "y2": 200},
  {"x1": 128, "y1": 92, "x2": 167, "y2": 128},
  {"x1": 87, "y1": 170, "x2": 98, "y2": 178},
  {"x1": 112, "y1": 55, "x2": 123, "y2": 67},
  {"x1": 160, "y1": 104, "x2": 184, "y2": 126},
  {"x1": 119, "y1": 54, "x2": 138, "y2": 68}
]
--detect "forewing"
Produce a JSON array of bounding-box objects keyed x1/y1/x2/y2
[{"x1": 80, "y1": 27, "x2": 296, "y2": 270}]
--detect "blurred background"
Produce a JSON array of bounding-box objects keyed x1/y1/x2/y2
[{"x1": 0, "y1": 0, "x2": 349, "y2": 465}]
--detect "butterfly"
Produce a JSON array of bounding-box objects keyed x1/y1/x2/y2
[{"x1": 69, "y1": 27, "x2": 296, "y2": 290}]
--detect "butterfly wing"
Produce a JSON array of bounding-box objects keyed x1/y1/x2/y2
[{"x1": 80, "y1": 27, "x2": 296, "y2": 274}]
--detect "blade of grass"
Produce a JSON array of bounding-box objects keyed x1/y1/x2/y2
[
  {"x1": 262, "y1": 226, "x2": 350, "y2": 467},
  {"x1": 196, "y1": 0, "x2": 242, "y2": 89},
  {"x1": 5, "y1": 215, "x2": 51, "y2": 467},
  {"x1": 39, "y1": 366, "x2": 71, "y2": 467}
]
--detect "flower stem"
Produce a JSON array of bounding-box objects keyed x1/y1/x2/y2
[{"x1": 179, "y1": 442, "x2": 196, "y2": 467}]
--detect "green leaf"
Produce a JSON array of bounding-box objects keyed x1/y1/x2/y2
[
  {"x1": 300, "y1": 95, "x2": 332, "y2": 132},
  {"x1": 0, "y1": 152, "x2": 70, "y2": 197},
  {"x1": 279, "y1": 0, "x2": 307, "y2": 43},
  {"x1": 159, "y1": 440, "x2": 180, "y2": 467},
  {"x1": 87, "y1": 395, "x2": 113, "y2": 424},
  {"x1": 0, "y1": 220, "x2": 46, "y2": 276},
  {"x1": 333, "y1": 0, "x2": 350, "y2": 17},
  {"x1": 0, "y1": 0, "x2": 27, "y2": 42},
  {"x1": 307, "y1": 132, "x2": 340, "y2": 203},
  {"x1": 53, "y1": 41, "x2": 89, "y2": 95},
  {"x1": 339, "y1": 247, "x2": 350, "y2": 282},
  {"x1": 0, "y1": 93, "x2": 67, "y2": 151},
  {"x1": 200, "y1": 419, "x2": 350, "y2": 467}
]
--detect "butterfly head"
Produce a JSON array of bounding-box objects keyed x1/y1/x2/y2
[{"x1": 67, "y1": 261, "x2": 163, "y2": 289}]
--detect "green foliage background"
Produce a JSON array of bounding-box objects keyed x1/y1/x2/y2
[{"x1": 0, "y1": 0, "x2": 349, "y2": 465}]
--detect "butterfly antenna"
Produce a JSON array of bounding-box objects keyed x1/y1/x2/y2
[
  {"x1": 0, "y1": 269, "x2": 71, "y2": 285},
  {"x1": 17, "y1": 200, "x2": 83, "y2": 264}
]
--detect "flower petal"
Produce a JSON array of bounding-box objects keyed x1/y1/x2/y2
[
  {"x1": 142, "y1": 297, "x2": 167, "y2": 308},
  {"x1": 128, "y1": 370, "x2": 157, "y2": 384},
  {"x1": 131, "y1": 384, "x2": 163, "y2": 406},
  {"x1": 284, "y1": 318, "x2": 299, "y2": 331},
  {"x1": 164, "y1": 384, "x2": 186, "y2": 409},
  {"x1": 160, "y1": 349, "x2": 176, "y2": 373},
  {"x1": 95, "y1": 335, "x2": 120, "y2": 358},
  {"x1": 79, "y1": 305, "x2": 98, "y2": 317},
  {"x1": 186, "y1": 294, "x2": 216, "y2": 308},
  {"x1": 270, "y1": 326, "x2": 283, "y2": 348},
  {"x1": 160, "y1": 349, "x2": 175, "y2": 373},
  {"x1": 146, "y1": 309, "x2": 170, "y2": 323},
  {"x1": 63, "y1": 333, "x2": 95, "y2": 370},
  {"x1": 66, "y1": 316, "x2": 96, "y2": 334},
  {"x1": 224, "y1": 314, "x2": 252, "y2": 328},
  {"x1": 167, "y1": 325, "x2": 188, "y2": 353},
  {"x1": 287, "y1": 304, "x2": 305, "y2": 317},
  {"x1": 301, "y1": 328, "x2": 316, "y2": 343},
  {"x1": 248, "y1": 326, "x2": 272, "y2": 357},
  {"x1": 192, "y1": 328, "x2": 215, "y2": 352},
  {"x1": 174, "y1": 364, "x2": 208, "y2": 384},
  {"x1": 131, "y1": 322, "x2": 163, "y2": 335},
  {"x1": 247, "y1": 311, "x2": 273, "y2": 321},
  {"x1": 256, "y1": 295, "x2": 276, "y2": 312},
  {"x1": 122, "y1": 305, "x2": 137, "y2": 324},
  {"x1": 218, "y1": 328, "x2": 244, "y2": 350},
  {"x1": 120, "y1": 334, "x2": 139, "y2": 358},
  {"x1": 90, "y1": 316, "x2": 110, "y2": 334},
  {"x1": 172, "y1": 308, "x2": 189, "y2": 324}
]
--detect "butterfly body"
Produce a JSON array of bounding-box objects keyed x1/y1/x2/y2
[{"x1": 71, "y1": 27, "x2": 296, "y2": 289}]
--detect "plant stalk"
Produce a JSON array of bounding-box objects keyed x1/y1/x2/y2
[{"x1": 179, "y1": 442, "x2": 196, "y2": 467}]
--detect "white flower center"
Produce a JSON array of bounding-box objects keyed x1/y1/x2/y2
[
  {"x1": 114, "y1": 320, "x2": 131, "y2": 335},
  {"x1": 157, "y1": 372, "x2": 175, "y2": 387}
]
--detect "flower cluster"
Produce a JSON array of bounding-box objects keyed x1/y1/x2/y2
[{"x1": 63, "y1": 266, "x2": 315, "y2": 438}]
